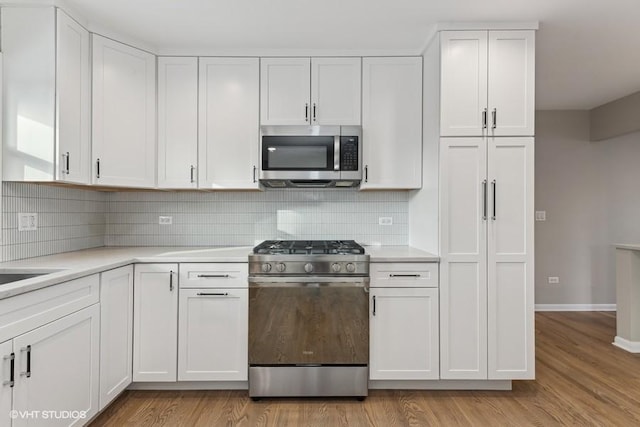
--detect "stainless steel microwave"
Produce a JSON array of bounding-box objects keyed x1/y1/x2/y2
[{"x1": 260, "y1": 125, "x2": 362, "y2": 188}]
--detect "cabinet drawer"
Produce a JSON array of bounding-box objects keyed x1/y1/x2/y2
[
  {"x1": 371, "y1": 263, "x2": 439, "y2": 288},
  {"x1": 0, "y1": 274, "x2": 99, "y2": 343},
  {"x1": 179, "y1": 263, "x2": 248, "y2": 289}
]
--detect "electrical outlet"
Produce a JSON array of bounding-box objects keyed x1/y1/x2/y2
[
  {"x1": 535, "y1": 211, "x2": 547, "y2": 221},
  {"x1": 548, "y1": 276, "x2": 559, "y2": 284},
  {"x1": 379, "y1": 217, "x2": 393, "y2": 226},
  {"x1": 159, "y1": 216, "x2": 173, "y2": 225},
  {"x1": 18, "y1": 213, "x2": 38, "y2": 231}
]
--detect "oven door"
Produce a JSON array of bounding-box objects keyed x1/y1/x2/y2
[
  {"x1": 249, "y1": 277, "x2": 369, "y2": 366},
  {"x1": 260, "y1": 126, "x2": 341, "y2": 181}
]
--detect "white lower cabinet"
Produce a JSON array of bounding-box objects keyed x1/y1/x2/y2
[
  {"x1": 12, "y1": 304, "x2": 100, "y2": 427},
  {"x1": 178, "y1": 289, "x2": 248, "y2": 381},
  {"x1": 133, "y1": 264, "x2": 178, "y2": 382},
  {"x1": 99, "y1": 265, "x2": 134, "y2": 409},
  {"x1": 1, "y1": 340, "x2": 14, "y2": 427},
  {"x1": 369, "y1": 262, "x2": 440, "y2": 380}
]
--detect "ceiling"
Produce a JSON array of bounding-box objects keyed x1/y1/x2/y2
[{"x1": 51, "y1": 0, "x2": 640, "y2": 109}]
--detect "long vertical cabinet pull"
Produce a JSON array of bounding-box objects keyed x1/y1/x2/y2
[
  {"x1": 305, "y1": 103, "x2": 309, "y2": 122},
  {"x1": 364, "y1": 165, "x2": 369, "y2": 183},
  {"x1": 372, "y1": 296, "x2": 376, "y2": 316},
  {"x1": 65, "y1": 152, "x2": 70, "y2": 174},
  {"x1": 20, "y1": 345, "x2": 31, "y2": 378},
  {"x1": 482, "y1": 109, "x2": 488, "y2": 130},
  {"x1": 491, "y1": 108, "x2": 497, "y2": 129},
  {"x1": 169, "y1": 271, "x2": 174, "y2": 291},
  {"x1": 61, "y1": 152, "x2": 70, "y2": 174},
  {"x1": 3, "y1": 353, "x2": 15, "y2": 387},
  {"x1": 313, "y1": 103, "x2": 317, "y2": 122},
  {"x1": 491, "y1": 180, "x2": 497, "y2": 220},
  {"x1": 482, "y1": 180, "x2": 488, "y2": 220},
  {"x1": 253, "y1": 166, "x2": 257, "y2": 183},
  {"x1": 96, "y1": 158, "x2": 101, "y2": 179},
  {"x1": 190, "y1": 165, "x2": 196, "y2": 183}
]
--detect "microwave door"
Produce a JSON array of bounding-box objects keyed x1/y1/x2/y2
[{"x1": 261, "y1": 135, "x2": 340, "y2": 181}]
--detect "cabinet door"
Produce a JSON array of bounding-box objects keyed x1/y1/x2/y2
[
  {"x1": 92, "y1": 34, "x2": 156, "y2": 188},
  {"x1": 487, "y1": 137, "x2": 534, "y2": 379},
  {"x1": 439, "y1": 137, "x2": 488, "y2": 379},
  {"x1": 369, "y1": 288, "x2": 439, "y2": 380},
  {"x1": 488, "y1": 31, "x2": 535, "y2": 136},
  {"x1": 99, "y1": 265, "x2": 134, "y2": 409},
  {"x1": 311, "y1": 57, "x2": 361, "y2": 125},
  {"x1": 0, "y1": 340, "x2": 12, "y2": 427},
  {"x1": 56, "y1": 9, "x2": 91, "y2": 184},
  {"x1": 199, "y1": 57, "x2": 260, "y2": 189},
  {"x1": 12, "y1": 304, "x2": 100, "y2": 427},
  {"x1": 361, "y1": 57, "x2": 422, "y2": 190},
  {"x1": 260, "y1": 58, "x2": 310, "y2": 125},
  {"x1": 178, "y1": 289, "x2": 248, "y2": 381},
  {"x1": 440, "y1": 31, "x2": 488, "y2": 137},
  {"x1": 157, "y1": 57, "x2": 198, "y2": 189},
  {"x1": 133, "y1": 264, "x2": 178, "y2": 382}
]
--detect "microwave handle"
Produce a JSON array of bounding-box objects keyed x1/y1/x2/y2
[{"x1": 334, "y1": 135, "x2": 340, "y2": 171}]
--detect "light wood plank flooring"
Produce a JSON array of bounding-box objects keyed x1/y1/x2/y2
[{"x1": 91, "y1": 312, "x2": 640, "y2": 426}]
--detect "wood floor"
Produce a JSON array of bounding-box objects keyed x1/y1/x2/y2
[{"x1": 91, "y1": 312, "x2": 640, "y2": 426}]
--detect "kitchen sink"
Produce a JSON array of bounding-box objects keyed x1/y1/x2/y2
[{"x1": 0, "y1": 269, "x2": 64, "y2": 286}]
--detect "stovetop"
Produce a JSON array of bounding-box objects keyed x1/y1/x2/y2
[{"x1": 253, "y1": 240, "x2": 365, "y2": 256}]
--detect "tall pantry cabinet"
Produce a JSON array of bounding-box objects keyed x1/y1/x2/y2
[{"x1": 438, "y1": 29, "x2": 535, "y2": 380}]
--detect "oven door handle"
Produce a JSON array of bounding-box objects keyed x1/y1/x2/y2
[{"x1": 249, "y1": 278, "x2": 369, "y2": 288}]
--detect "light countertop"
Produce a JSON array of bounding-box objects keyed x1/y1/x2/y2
[{"x1": 0, "y1": 245, "x2": 439, "y2": 299}]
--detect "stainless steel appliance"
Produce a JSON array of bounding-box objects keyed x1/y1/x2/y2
[
  {"x1": 260, "y1": 126, "x2": 362, "y2": 188},
  {"x1": 248, "y1": 240, "x2": 369, "y2": 399}
]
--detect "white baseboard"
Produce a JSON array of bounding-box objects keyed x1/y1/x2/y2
[
  {"x1": 613, "y1": 336, "x2": 640, "y2": 353},
  {"x1": 535, "y1": 304, "x2": 616, "y2": 312},
  {"x1": 369, "y1": 380, "x2": 512, "y2": 390}
]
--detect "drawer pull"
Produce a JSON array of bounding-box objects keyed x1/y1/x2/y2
[
  {"x1": 197, "y1": 274, "x2": 230, "y2": 278},
  {"x1": 197, "y1": 292, "x2": 229, "y2": 297},
  {"x1": 389, "y1": 274, "x2": 421, "y2": 278}
]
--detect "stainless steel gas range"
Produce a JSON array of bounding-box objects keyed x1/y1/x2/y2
[{"x1": 248, "y1": 240, "x2": 370, "y2": 399}]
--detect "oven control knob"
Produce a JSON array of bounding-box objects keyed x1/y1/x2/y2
[
  {"x1": 345, "y1": 263, "x2": 356, "y2": 273},
  {"x1": 276, "y1": 263, "x2": 286, "y2": 272},
  {"x1": 261, "y1": 263, "x2": 272, "y2": 273},
  {"x1": 331, "y1": 263, "x2": 342, "y2": 273},
  {"x1": 304, "y1": 263, "x2": 314, "y2": 273}
]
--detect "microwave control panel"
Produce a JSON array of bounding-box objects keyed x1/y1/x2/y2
[{"x1": 340, "y1": 136, "x2": 359, "y2": 171}]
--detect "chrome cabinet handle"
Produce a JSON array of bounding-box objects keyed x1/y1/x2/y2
[
  {"x1": 482, "y1": 108, "x2": 488, "y2": 130},
  {"x1": 62, "y1": 152, "x2": 70, "y2": 174},
  {"x1": 96, "y1": 158, "x2": 101, "y2": 179},
  {"x1": 169, "y1": 270, "x2": 174, "y2": 291},
  {"x1": 305, "y1": 103, "x2": 309, "y2": 122},
  {"x1": 20, "y1": 345, "x2": 31, "y2": 378},
  {"x1": 482, "y1": 179, "x2": 488, "y2": 220},
  {"x1": 364, "y1": 165, "x2": 369, "y2": 183},
  {"x1": 253, "y1": 165, "x2": 257, "y2": 183},
  {"x1": 372, "y1": 296, "x2": 376, "y2": 316},
  {"x1": 389, "y1": 274, "x2": 421, "y2": 278},
  {"x1": 3, "y1": 353, "x2": 15, "y2": 387},
  {"x1": 197, "y1": 274, "x2": 230, "y2": 278},
  {"x1": 196, "y1": 292, "x2": 229, "y2": 297},
  {"x1": 491, "y1": 179, "x2": 497, "y2": 220},
  {"x1": 313, "y1": 103, "x2": 317, "y2": 122},
  {"x1": 190, "y1": 165, "x2": 195, "y2": 183},
  {"x1": 492, "y1": 108, "x2": 497, "y2": 129}
]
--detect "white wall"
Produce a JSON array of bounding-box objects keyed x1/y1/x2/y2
[{"x1": 535, "y1": 110, "x2": 640, "y2": 306}]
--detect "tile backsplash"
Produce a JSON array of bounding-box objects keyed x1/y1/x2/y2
[
  {"x1": 1, "y1": 183, "x2": 409, "y2": 261},
  {"x1": 2, "y1": 183, "x2": 106, "y2": 261},
  {"x1": 105, "y1": 189, "x2": 409, "y2": 247}
]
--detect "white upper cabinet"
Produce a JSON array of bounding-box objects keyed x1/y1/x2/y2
[
  {"x1": 199, "y1": 57, "x2": 260, "y2": 189},
  {"x1": 260, "y1": 57, "x2": 361, "y2": 125},
  {"x1": 440, "y1": 30, "x2": 535, "y2": 137},
  {"x1": 361, "y1": 57, "x2": 423, "y2": 190},
  {"x1": 310, "y1": 58, "x2": 361, "y2": 125},
  {"x1": 56, "y1": 9, "x2": 91, "y2": 184},
  {"x1": 92, "y1": 34, "x2": 156, "y2": 188},
  {"x1": 157, "y1": 57, "x2": 199, "y2": 189},
  {"x1": 1, "y1": 7, "x2": 91, "y2": 184},
  {"x1": 260, "y1": 58, "x2": 311, "y2": 125}
]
